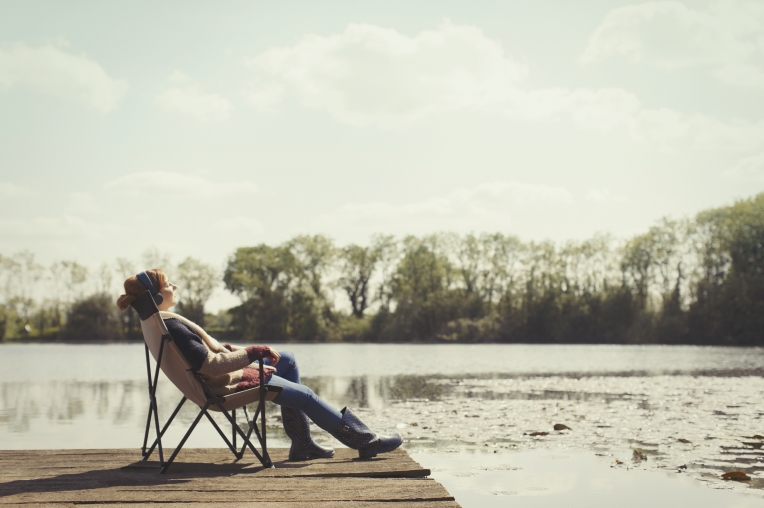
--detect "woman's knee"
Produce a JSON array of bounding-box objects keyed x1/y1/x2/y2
[
  {"x1": 272, "y1": 381, "x2": 314, "y2": 410},
  {"x1": 278, "y1": 350, "x2": 297, "y2": 367}
]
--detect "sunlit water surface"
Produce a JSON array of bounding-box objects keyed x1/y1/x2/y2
[{"x1": 2, "y1": 343, "x2": 763, "y2": 506}]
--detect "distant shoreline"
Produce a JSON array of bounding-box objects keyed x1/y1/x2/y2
[{"x1": 1, "y1": 337, "x2": 759, "y2": 347}]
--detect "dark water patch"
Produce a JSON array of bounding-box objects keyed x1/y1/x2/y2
[
  {"x1": 462, "y1": 389, "x2": 642, "y2": 403},
  {"x1": 301, "y1": 375, "x2": 448, "y2": 406},
  {"x1": 426, "y1": 367, "x2": 764, "y2": 379}
]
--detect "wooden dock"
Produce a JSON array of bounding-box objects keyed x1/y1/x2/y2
[{"x1": 0, "y1": 448, "x2": 459, "y2": 507}]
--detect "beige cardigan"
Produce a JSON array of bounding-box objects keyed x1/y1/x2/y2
[{"x1": 160, "y1": 311, "x2": 268, "y2": 395}]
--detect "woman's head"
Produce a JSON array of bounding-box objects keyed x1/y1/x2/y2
[{"x1": 116, "y1": 269, "x2": 178, "y2": 311}]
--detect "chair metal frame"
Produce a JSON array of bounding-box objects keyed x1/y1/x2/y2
[{"x1": 132, "y1": 291, "x2": 280, "y2": 474}]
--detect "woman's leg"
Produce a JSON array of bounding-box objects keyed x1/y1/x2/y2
[
  {"x1": 267, "y1": 375, "x2": 402, "y2": 460},
  {"x1": 263, "y1": 351, "x2": 300, "y2": 384},
  {"x1": 267, "y1": 375, "x2": 342, "y2": 431},
  {"x1": 267, "y1": 374, "x2": 338, "y2": 460},
  {"x1": 264, "y1": 352, "x2": 336, "y2": 460}
]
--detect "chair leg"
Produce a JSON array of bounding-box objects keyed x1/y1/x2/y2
[
  {"x1": 203, "y1": 411, "x2": 239, "y2": 458},
  {"x1": 212, "y1": 400, "x2": 271, "y2": 468},
  {"x1": 232, "y1": 409, "x2": 238, "y2": 457},
  {"x1": 160, "y1": 401, "x2": 210, "y2": 474},
  {"x1": 143, "y1": 396, "x2": 187, "y2": 460},
  {"x1": 239, "y1": 425, "x2": 252, "y2": 458},
  {"x1": 244, "y1": 397, "x2": 272, "y2": 466},
  {"x1": 141, "y1": 404, "x2": 153, "y2": 457}
]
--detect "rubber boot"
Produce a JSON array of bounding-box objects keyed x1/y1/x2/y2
[
  {"x1": 281, "y1": 407, "x2": 335, "y2": 461},
  {"x1": 330, "y1": 407, "x2": 403, "y2": 459}
]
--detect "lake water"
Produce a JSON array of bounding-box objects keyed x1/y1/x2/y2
[{"x1": 2, "y1": 343, "x2": 763, "y2": 507}]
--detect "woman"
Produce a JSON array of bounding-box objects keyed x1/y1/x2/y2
[{"x1": 117, "y1": 269, "x2": 402, "y2": 461}]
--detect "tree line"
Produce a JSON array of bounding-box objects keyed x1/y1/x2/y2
[{"x1": 3, "y1": 193, "x2": 764, "y2": 345}]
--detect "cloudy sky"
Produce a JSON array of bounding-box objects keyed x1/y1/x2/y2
[{"x1": 2, "y1": 0, "x2": 763, "y2": 274}]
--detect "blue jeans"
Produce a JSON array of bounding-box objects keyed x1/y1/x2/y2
[{"x1": 263, "y1": 351, "x2": 342, "y2": 431}]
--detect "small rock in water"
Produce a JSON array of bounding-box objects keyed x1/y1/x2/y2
[
  {"x1": 677, "y1": 438, "x2": 690, "y2": 443},
  {"x1": 721, "y1": 471, "x2": 751, "y2": 481},
  {"x1": 632, "y1": 449, "x2": 648, "y2": 462},
  {"x1": 554, "y1": 423, "x2": 571, "y2": 431},
  {"x1": 528, "y1": 431, "x2": 549, "y2": 436},
  {"x1": 751, "y1": 434, "x2": 764, "y2": 440}
]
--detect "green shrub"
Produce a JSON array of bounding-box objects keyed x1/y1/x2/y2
[{"x1": 62, "y1": 293, "x2": 124, "y2": 341}]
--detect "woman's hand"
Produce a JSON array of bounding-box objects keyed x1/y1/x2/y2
[
  {"x1": 244, "y1": 345, "x2": 281, "y2": 365},
  {"x1": 263, "y1": 365, "x2": 277, "y2": 376},
  {"x1": 264, "y1": 347, "x2": 280, "y2": 365}
]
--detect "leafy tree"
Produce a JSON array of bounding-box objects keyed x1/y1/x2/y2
[
  {"x1": 224, "y1": 245, "x2": 304, "y2": 341},
  {"x1": 372, "y1": 234, "x2": 399, "y2": 310},
  {"x1": 287, "y1": 235, "x2": 335, "y2": 301},
  {"x1": 689, "y1": 195, "x2": 764, "y2": 344},
  {"x1": 62, "y1": 293, "x2": 124, "y2": 341},
  {"x1": 384, "y1": 235, "x2": 463, "y2": 340},
  {"x1": 142, "y1": 247, "x2": 172, "y2": 271},
  {"x1": 338, "y1": 243, "x2": 381, "y2": 318},
  {"x1": 175, "y1": 257, "x2": 218, "y2": 326},
  {"x1": 48, "y1": 260, "x2": 88, "y2": 328},
  {"x1": 115, "y1": 257, "x2": 139, "y2": 335}
]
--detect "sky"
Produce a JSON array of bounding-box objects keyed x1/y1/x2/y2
[{"x1": 1, "y1": 0, "x2": 763, "y2": 308}]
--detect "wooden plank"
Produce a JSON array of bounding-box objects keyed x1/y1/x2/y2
[
  {"x1": 0, "y1": 477, "x2": 441, "y2": 494},
  {"x1": 0, "y1": 449, "x2": 430, "y2": 479},
  {"x1": 0, "y1": 449, "x2": 458, "y2": 507},
  {"x1": 4, "y1": 483, "x2": 453, "y2": 503},
  {"x1": 0, "y1": 500, "x2": 459, "y2": 507},
  {"x1": 0, "y1": 503, "x2": 459, "y2": 507},
  {"x1": 0, "y1": 477, "x2": 449, "y2": 495}
]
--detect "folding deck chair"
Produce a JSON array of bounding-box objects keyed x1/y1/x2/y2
[{"x1": 131, "y1": 290, "x2": 282, "y2": 474}]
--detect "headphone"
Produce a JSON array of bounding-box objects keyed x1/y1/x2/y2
[{"x1": 136, "y1": 271, "x2": 164, "y2": 306}]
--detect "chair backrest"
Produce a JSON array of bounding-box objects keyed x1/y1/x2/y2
[{"x1": 131, "y1": 291, "x2": 208, "y2": 408}]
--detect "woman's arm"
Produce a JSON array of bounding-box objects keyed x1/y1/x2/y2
[
  {"x1": 200, "y1": 345, "x2": 274, "y2": 377},
  {"x1": 165, "y1": 318, "x2": 276, "y2": 376},
  {"x1": 223, "y1": 343, "x2": 281, "y2": 364}
]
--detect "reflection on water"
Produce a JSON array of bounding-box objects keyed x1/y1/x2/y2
[
  {"x1": 415, "y1": 449, "x2": 764, "y2": 508},
  {"x1": 0, "y1": 374, "x2": 444, "y2": 440},
  {"x1": 1, "y1": 343, "x2": 764, "y2": 496},
  {"x1": 2, "y1": 343, "x2": 764, "y2": 382}
]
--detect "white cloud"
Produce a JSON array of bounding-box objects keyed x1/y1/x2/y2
[
  {"x1": 586, "y1": 188, "x2": 629, "y2": 203},
  {"x1": 156, "y1": 72, "x2": 232, "y2": 122},
  {"x1": 212, "y1": 216, "x2": 265, "y2": 234},
  {"x1": 66, "y1": 192, "x2": 98, "y2": 214},
  {"x1": 581, "y1": 1, "x2": 764, "y2": 87},
  {"x1": 246, "y1": 21, "x2": 528, "y2": 127},
  {"x1": 168, "y1": 70, "x2": 191, "y2": 84},
  {"x1": 0, "y1": 44, "x2": 128, "y2": 112},
  {"x1": 453, "y1": 181, "x2": 574, "y2": 206},
  {"x1": 0, "y1": 182, "x2": 38, "y2": 198},
  {"x1": 244, "y1": 21, "x2": 764, "y2": 151},
  {"x1": 724, "y1": 152, "x2": 764, "y2": 181},
  {"x1": 314, "y1": 181, "x2": 575, "y2": 234},
  {"x1": 244, "y1": 81, "x2": 285, "y2": 111},
  {"x1": 104, "y1": 171, "x2": 258, "y2": 199},
  {"x1": 0, "y1": 215, "x2": 112, "y2": 238}
]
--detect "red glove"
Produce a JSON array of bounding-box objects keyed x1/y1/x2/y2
[
  {"x1": 245, "y1": 345, "x2": 272, "y2": 362},
  {"x1": 235, "y1": 367, "x2": 274, "y2": 392}
]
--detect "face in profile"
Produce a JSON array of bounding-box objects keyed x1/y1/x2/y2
[{"x1": 158, "y1": 280, "x2": 178, "y2": 310}]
